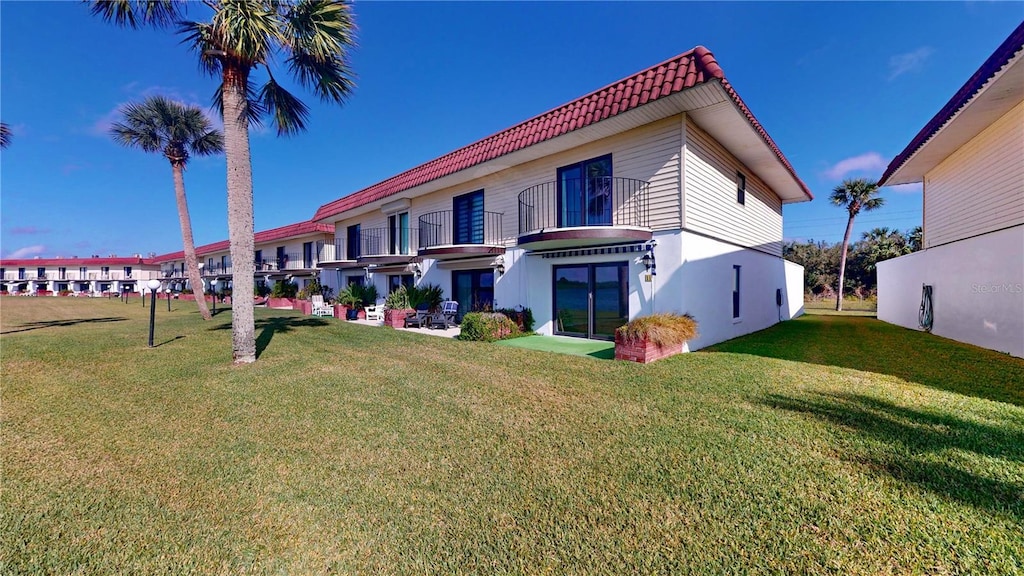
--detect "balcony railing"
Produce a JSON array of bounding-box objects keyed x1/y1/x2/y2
[
  {"x1": 359, "y1": 227, "x2": 418, "y2": 258},
  {"x1": 418, "y1": 211, "x2": 503, "y2": 249},
  {"x1": 316, "y1": 239, "x2": 351, "y2": 263},
  {"x1": 518, "y1": 177, "x2": 650, "y2": 234}
]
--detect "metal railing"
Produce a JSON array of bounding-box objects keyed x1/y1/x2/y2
[
  {"x1": 316, "y1": 239, "x2": 350, "y2": 262},
  {"x1": 518, "y1": 176, "x2": 650, "y2": 234},
  {"x1": 418, "y1": 210, "x2": 503, "y2": 249},
  {"x1": 360, "y1": 227, "x2": 418, "y2": 258}
]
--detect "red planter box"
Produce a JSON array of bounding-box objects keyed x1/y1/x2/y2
[
  {"x1": 614, "y1": 332, "x2": 684, "y2": 364},
  {"x1": 294, "y1": 300, "x2": 312, "y2": 315},
  {"x1": 384, "y1": 308, "x2": 414, "y2": 328},
  {"x1": 268, "y1": 297, "x2": 297, "y2": 309}
]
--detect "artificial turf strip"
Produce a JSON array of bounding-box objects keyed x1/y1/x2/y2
[
  {"x1": 494, "y1": 334, "x2": 615, "y2": 359},
  {"x1": 2, "y1": 298, "x2": 1022, "y2": 575}
]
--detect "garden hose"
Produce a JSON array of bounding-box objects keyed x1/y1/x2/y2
[{"x1": 919, "y1": 284, "x2": 933, "y2": 332}]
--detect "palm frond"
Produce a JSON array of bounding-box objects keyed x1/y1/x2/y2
[
  {"x1": 89, "y1": 0, "x2": 183, "y2": 29},
  {"x1": 178, "y1": 20, "x2": 223, "y2": 77},
  {"x1": 110, "y1": 95, "x2": 223, "y2": 163},
  {"x1": 259, "y1": 76, "x2": 309, "y2": 136},
  {"x1": 283, "y1": 0, "x2": 356, "y2": 103},
  {"x1": 1, "y1": 122, "x2": 12, "y2": 149},
  {"x1": 286, "y1": 50, "x2": 354, "y2": 103},
  {"x1": 211, "y1": 0, "x2": 279, "y2": 65}
]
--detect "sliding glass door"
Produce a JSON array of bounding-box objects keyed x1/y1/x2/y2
[{"x1": 553, "y1": 261, "x2": 628, "y2": 339}]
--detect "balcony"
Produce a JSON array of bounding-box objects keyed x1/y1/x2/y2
[
  {"x1": 315, "y1": 239, "x2": 358, "y2": 268},
  {"x1": 517, "y1": 177, "x2": 651, "y2": 251},
  {"x1": 357, "y1": 227, "x2": 418, "y2": 265},
  {"x1": 417, "y1": 211, "x2": 505, "y2": 260}
]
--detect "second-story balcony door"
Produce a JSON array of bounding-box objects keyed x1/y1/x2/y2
[
  {"x1": 388, "y1": 213, "x2": 410, "y2": 255},
  {"x1": 303, "y1": 242, "x2": 313, "y2": 268},
  {"x1": 454, "y1": 190, "x2": 484, "y2": 245},
  {"x1": 557, "y1": 155, "x2": 612, "y2": 228}
]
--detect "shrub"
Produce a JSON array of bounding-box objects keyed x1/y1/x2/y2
[
  {"x1": 494, "y1": 307, "x2": 534, "y2": 332},
  {"x1": 271, "y1": 280, "x2": 298, "y2": 298},
  {"x1": 297, "y1": 278, "x2": 334, "y2": 302},
  {"x1": 407, "y1": 283, "x2": 443, "y2": 312},
  {"x1": 384, "y1": 286, "x2": 411, "y2": 310},
  {"x1": 616, "y1": 313, "x2": 698, "y2": 348},
  {"x1": 458, "y1": 312, "x2": 520, "y2": 342}
]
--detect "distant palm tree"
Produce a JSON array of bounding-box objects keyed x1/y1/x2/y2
[
  {"x1": 110, "y1": 95, "x2": 223, "y2": 321},
  {"x1": 907, "y1": 225, "x2": 923, "y2": 252},
  {"x1": 830, "y1": 178, "x2": 884, "y2": 311},
  {"x1": 92, "y1": 0, "x2": 356, "y2": 364},
  {"x1": 1, "y1": 122, "x2": 11, "y2": 149}
]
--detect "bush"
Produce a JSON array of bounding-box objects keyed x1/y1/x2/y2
[
  {"x1": 297, "y1": 278, "x2": 334, "y2": 302},
  {"x1": 271, "y1": 280, "x2": 298, "y2": 298},
  {"x1": 384, "y1": 286, "x2": 411, "y2": 309},
  {"x1": 407, "y1": 283, "x2": 443, "y2": 312},
  {"x1": 616, "y1": 313, "x2": 698, "y2": 348},
  {"x1": 457, "y1": 312, "x2": 520, "y2": 342},
  {"x1": 494, "y1": 307, "x2": 534, "y2": 332}
]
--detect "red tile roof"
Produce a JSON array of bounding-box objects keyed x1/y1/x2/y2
[
  {"x1": 313, "y1": 45, "x2": 810, "y2": 221},
  {"x1": 0, "y1": 256, "x2": 153, "y2": 267},
  {"x1": 151, "y1": 221, "x2": 334, "y2": 262},
  {"x1": 879, "y1": 21, "x2": 1024, "y2": 186}
]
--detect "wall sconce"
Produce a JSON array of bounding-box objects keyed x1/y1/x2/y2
[
  {"x1": 494, "y1": 255, "x2": 505, "y2": 276},
  {"x1": 412, "y1": 263, "x2": 422, "y2": 279},
  {"x1": 641, "y1": 247, "x2": 656, "y2": 276}
]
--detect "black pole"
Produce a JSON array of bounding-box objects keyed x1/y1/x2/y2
[
  {"x1": 148, "y1": 288, "x2": 157, "y2": 347},
  {"x1": 167, "y1": 291, "x2": 171, "y2": 312},
  {"x1": 212, "y1": 290, "x2": 216, "y2": 315},
  {"x1": 142, "y1": 287, "x2": 146, "y2": 307}
]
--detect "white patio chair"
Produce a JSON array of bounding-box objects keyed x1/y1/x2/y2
[
  {"x1": 364, "y1": 303, "x2": 384, "y2": 322},
  {"x1": 311, "y1": 294, "x2": 333, "y2": 317}
]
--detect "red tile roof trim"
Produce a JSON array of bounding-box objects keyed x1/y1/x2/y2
[
  {"x1": 151, "y1": 221, "x2": 334, "y2": 262},
  {"x1": 879, "y1": 21, "x2": 1024, "y2": 186},
  {"x1": 0, "y1": 256, "x2": 153, "y2": 267},
  {"x1": 313, "y1": 46, "x2": 811, "y2": 222}
]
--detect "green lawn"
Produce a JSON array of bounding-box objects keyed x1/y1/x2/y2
[{"x1": 2, "y1": 298, "x2": 1022, "y2": 574}]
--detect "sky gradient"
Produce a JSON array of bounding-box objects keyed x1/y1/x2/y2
[{"x1": 1, "y1": 2, "x2": 1021, "y2": 259}]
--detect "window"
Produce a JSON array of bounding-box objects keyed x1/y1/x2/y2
[
  {"x1": 388, "y1": 213, "x2": 410, "y2": 254},
  {"x1": 101, "y1": 266, "x2": 110, "y2": 277},
  {"x1": 737, "y1": 172, "x2": 746, "y2": 205},
  {"x1": 732, "y1": 265, "x2": 741, "y2": 320},
  {"x1": 276, "y1": 247, "x2": 286, "y2": 270},
  {"x1": 124, "y1": 266, "x2": 132, "y2": 278},
  {"x1": 346, "y1": 225, "x2": 361, "y2": 260},
  {"x1": 388, "y1": 274, "x2": 414, "y2": 294},
  {"x1": 59, "y1": 267, "x2": 67, "y2": 280},
  {"x1": 37, "y1": 267, "x2": 46, "y2": 279},
  {"x1": 18, "y1": 268, "x2": 25, "y2": 280},
  {"x1": 207, "y1": 258, "x2": 214, "y2": 270},
  {"x1": 557, "y1": 155, "x2": 613, "y2": 227},
  {"x1": 220, "y1": 256, "x2": 230, "y2": 272},
  {"x1": 79, "y1": 267, "x2": 87, "y2": 279},
  {"x1": 453, "y1": 190, "x2": 485, "y2": 244},
  {"x1": 303, "y1": 242, "x2": 313, "y2": 267}
]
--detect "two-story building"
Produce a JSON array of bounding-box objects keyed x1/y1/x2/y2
[
  {"x1": 877, "y1": 23, "x2": 1023, "y2": 357},
  {"x1": 153, "y1": 221, "x2": 335, "y2": 295},
  {"x1": 311, "y1": 46, "x2": 812, "y2": 349},
  {"x1": 0, "y1": 256, "x2": 161, "y2": 295}
]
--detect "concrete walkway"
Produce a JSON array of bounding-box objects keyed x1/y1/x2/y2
[{"x1": 346, "y1": 318, "x2": 461, "y2": 339}]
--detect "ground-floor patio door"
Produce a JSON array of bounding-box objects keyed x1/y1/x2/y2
[
  {"x1": 452, "y1": 269, "x2": 494, "y2": 321},
  {"x1": 553, "y1": 262, "x2": 628, "y2": 340}
]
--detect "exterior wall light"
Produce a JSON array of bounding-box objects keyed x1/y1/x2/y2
[
  {"x1": 146, "y1": 279, "x2": 161, "y2": 347},
  {"x1": 494, "y1": 255, "x2": 506, "y2": 276}
]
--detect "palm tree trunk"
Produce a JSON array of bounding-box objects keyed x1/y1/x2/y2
[
  {"x1": 836, "y1": 214, "x2": 855, "y2": 311},
  {"x1": 171, "y1": 161, "x2": 212, "y2": 321},
  {"x1": 222, "y1": 64, "x2": 256, "y2": 364}
]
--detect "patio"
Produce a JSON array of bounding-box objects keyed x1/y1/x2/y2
[{"x1": 346, "y1": 317, "x2": 462, "y2": 338}]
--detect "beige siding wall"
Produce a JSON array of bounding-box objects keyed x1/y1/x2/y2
[
  {"x1": 683, "y1": 117, "x2": 784, "y2": 256},
  {"x1": 333, "y1": 115, "x2": 683, "y2": 242},
  {"x1": 924, "y1": 101, "x2": 1024, "y2": 248}
]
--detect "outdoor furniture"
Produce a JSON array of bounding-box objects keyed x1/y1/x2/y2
[
  {"x1": 429, "y1": 300, "x2": 459, "y2": 329},
  {"x1": 405, "y1": 303, "x2": 431, "y2": 328},
  {"x1": 364, "y1": 304, "x2": 384, "y2": 322},
  {"x1": 310, "y1": 295, "x2": 333, "y2": 317}
]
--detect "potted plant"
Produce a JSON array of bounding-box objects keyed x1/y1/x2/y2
[
  {"x1": 383, "y1": 286, "x2": 415, "y2": 328},
  {"x1": 614, "y1": 313, "x2": 699, "y2": 363},
  {"x1": 338, "y1": 284, "x2": 363, "y2": 320}
]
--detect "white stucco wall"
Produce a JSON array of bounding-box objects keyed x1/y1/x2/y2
[{"x1": 877, "y1": 225, "x2": 1024, "y2": 358}]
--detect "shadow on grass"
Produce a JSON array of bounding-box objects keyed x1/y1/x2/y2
[
  {"x1": 153, "y1": 335, "x2": 186, "y2": 348},
  {"x1": 764, "y1": 392, "x2": 1024, "y2": 520},
  {"x1": 210, "y1": 316, "x2": 331, "y2": 358},
  {"x1": 1, "y1": 316, "x2": 127, "y2": 335},
  {"x1": 705, "y1": 315, "x2": 1024, "y2": 407},
  {"x1": 588, "y1": 347, "x2": 616, "y2": 360}
]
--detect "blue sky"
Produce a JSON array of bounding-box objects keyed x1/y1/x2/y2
[{"x1": 1, "y1": 2, "x2": 1021, "y2": 259}]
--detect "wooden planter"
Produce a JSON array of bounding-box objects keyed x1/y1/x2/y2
[
  {"x1": 614, "y1": 332, "x2": 685, "y2": 364},
  {"x1": 384, "y1": 308, "x2": 415, "y2": 328}
]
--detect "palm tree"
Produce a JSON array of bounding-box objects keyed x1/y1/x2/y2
[
  {"x1": 907, "y1": 225, "x2": 923, "y2": 252},
  {"x1": 830, "y1": 178, "x2": 884, "y2": 311},
  {"x1": 91, "y1": 0, "x2": 356, "y2": 363},
  {"x1": 110, "y1": 95, "x2": 223, "y2": 321},
  {"x1": 1, "y1": 122, "x2": 11, "y2": 149}
]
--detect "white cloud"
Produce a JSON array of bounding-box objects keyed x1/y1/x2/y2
[
  {"x1": 6, "y1": 245, "x2": 47, "y2": 258},
  {"x1": 888, "y1": 47, "x2": 933, "y2": 81},
  {"x1": 823, "y1": 152, "x2": 888, "y2": 180}
]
